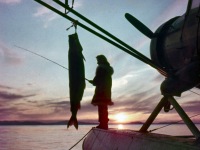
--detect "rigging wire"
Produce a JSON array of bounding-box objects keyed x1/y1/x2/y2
[
  {"x1": 189, "y1": 89, "x2": 200, "y2": 96},
  {"x1": 65, "y1": 0, "x2": 74, "y2": 14},
  {"x1": 68, "y1": 128, "x2": 93, "y2": 150},
  {"x1": 14, "y1": 45, "x2": 69, "y2": 70},
  {"x1": 149, "y1": 113, "x2": 200, "y2": 133}
]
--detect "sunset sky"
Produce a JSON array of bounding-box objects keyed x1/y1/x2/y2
[{"x1": 1, "y1": 0, "x2": 200, "y2": 124}]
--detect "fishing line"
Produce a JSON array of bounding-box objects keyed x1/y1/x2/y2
[
  {"x1": 14, "y1": 45, "x2": 91, "y2": 81},
  {"x1": 149, "y1": 113, "x2": 200, "y2": 133},
  {"x1": 14, "y1": 45, "x2": 69, "y2": 70}
]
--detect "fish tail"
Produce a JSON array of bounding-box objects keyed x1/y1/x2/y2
[{"x1": 67, "y1": 116, "x2": 78, "y2": 130}]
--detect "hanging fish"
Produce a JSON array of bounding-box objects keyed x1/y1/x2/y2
[{"x1": 67, "y1": 33, "x2": 86, "y2": 129}]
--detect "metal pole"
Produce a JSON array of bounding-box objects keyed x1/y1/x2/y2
[
  {"x1": 34, "y1": 1, "x2": 155, "y2": 71},
  {"x1": 168, "y1": 96, "x2": 200, "y2": 139},
  {"x1": 34, "y1": 1, "x2": 150, "y2": 65},
  {"x1": 34, "y1": 0, "x2": 167, "y2": 76},
  {"x1": 139, "y1": 97, "x2": 167, "y2": 132},
  {"x1": 53, "y1": 0, "x2": 167, "y2": 76}
]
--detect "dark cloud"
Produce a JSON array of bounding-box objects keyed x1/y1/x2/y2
[
  {"x1": 0, "y1": 84, "x2": 13, "y2": 90},
  {"x1": 0, "y1": 91, "x2": 36, "y2": 101},
  {"x1": 108, "y1": 87, "x2": 162, "y2": 115},
  {"x1": 182, "y1": 100, "x2": 200, "y2": 113},
  {"x1": 0, "y1": 107, "x2": 18, "y2": 114},
  {"x1": 40, "y1": 99, "x2": 70, "y2": 108},
  {"x1": 0, "y1": 99, "x2": 69, "y2": 121},
  {"x1": 0, "y1": 82, "x2": 198, "y2": 122},
  {"x1": 40, "y1": 99, "x2": 97, "y2": 116},
  {"x1": 26, "y1": 100, "x2": 39, "y2": 104},
  {"x1": 23, "y1": 100, "x2": 71, "y2": 118},
  {"x1": 0, "y1": 84, "x2": 40, "y2": 120},
  {"x1": 81, "y1": 102, "x2": 98, "y2": 113},
  {"x1": 16, "y1": 112, "x2": 54, "y2": 121},
  {"x1": 47, "y1": 100, "x2": 70, "y2": 113},
  {"x1": 0, "y1": 107, "x2": 19, "y2": 120}
]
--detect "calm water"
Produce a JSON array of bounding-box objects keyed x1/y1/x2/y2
[{"x1": 0, "y1": 124, "x2": 199, "y2": 150}]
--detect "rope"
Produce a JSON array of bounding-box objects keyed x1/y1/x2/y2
[
  {"x1": 68, "y1": 128, "x2": 93, "y2": 150},
  {"x1": 149, "y1": 113, "x2": 200, "y2": 133},
  {"x1": 65, "y1": 0, "x2": 75, "y2": 14}
]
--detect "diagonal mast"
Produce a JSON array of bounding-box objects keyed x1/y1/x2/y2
[
  {"x1": 53, "y1": 0, "x2": 165, "y2": 74},
  {"x1": 34, "y1": 0, "x2": 167, "y2": 76}
]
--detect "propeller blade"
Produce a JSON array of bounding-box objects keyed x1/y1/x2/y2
[{"x1": 125, "y1": 13, "x2": 155, "y2": 39}]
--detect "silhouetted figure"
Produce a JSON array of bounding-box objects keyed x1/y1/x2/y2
[{"x1": 88, "y1": 55, "x2": 114, "y2": 129}]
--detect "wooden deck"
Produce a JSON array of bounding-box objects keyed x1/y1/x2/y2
[{"x1": 83, "y1": 128, "x2": 200, "y2": 150}]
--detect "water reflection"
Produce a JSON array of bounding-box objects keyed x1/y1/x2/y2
[
  {"x1": 117, "y1": 124, "x2": 124, "y2": 129},
  {"x1": 0, "y1": 124, "x2": 198, "y2": 150}
]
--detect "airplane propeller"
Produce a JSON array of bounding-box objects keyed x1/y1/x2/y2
[{"x1": 125, "y1": 13, "x2": 156, "y2": 39}]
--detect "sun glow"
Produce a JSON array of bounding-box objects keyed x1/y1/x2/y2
[
  {"x1": 115, "y1": 113, "x2": 127, "y2": 123},
  {"x1": 117, "y1": 124, "x2": 124, "y2": 129}
]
